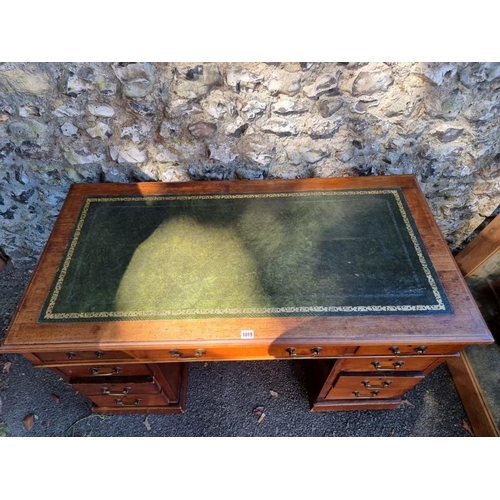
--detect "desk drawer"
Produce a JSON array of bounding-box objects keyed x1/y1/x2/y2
[
  {"x1": 57, "y1": 364, "x2": 152, "y2": 378},
  {"x1": 326, "y1": 373, "x2": 424, "y2": 400},
  {"x1": 88, "y1": 393, "x2": 170, "y2": 408},
  {"x1": 68, "y1": 364, "x2": 188, "y2": 414},
  {"x1": 340, "y1": 357, "x2": 437, "y2": 372},
  {"x1": 270, "y1": 345, "x2": 348, "y2": 359},
  {"x1": 35, "y1": 350, "x2": 133, "y2": 364},
  {"x1": 355, "y1": 344, "x2": 463, "y2": 356},
  {"x1": 128, "y1": 345, "x2": 349, "y2": 362},
  {"x1": 71, "y1": 376, "x2": 162, "y2": 397}
]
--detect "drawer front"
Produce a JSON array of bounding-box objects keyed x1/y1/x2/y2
[
  {"x1": 35, "y1": 346, "x2": 347, "y2": 365},
  {"x1": 88, "y1": 393, "x2": 170, "y2": 408},
  {"x1": 269, "y1": 345, "x2": 348, "y2": 359},
  {"x1": 326, "y1": 373, "x2": 424, "y2": 400},
  {"x1": 71, "y1": 376, "x2": 161, "y2": 396},
  {"x1": 57, "y1": 364, "x2": 152, "y2": 378},
  {"x1": 35, "y1": 350, "x2": 133, "y2": 364},
  {"x1": 355, "y1": 344, "x2": 463, "y2": 356},
  {"x1": 129, "y1": 345, "x2": 349, "y2": 362},
  {"x1": 340, "y1": 357, "x2": 437, "y2": 372}
]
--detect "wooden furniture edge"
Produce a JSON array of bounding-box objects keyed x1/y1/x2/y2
[
  {"x1": 448, "y1": 214, "x2": 499, "y2": 437},
  {"x1": 455, "y1": 214, "x2": 500, "y2": 278},
  {"x1": 446, "y1": 353, "x2": 499, "y2": 437},
  {"x1": 310, "y1": 398, "x2": 403, "y2": 412}
]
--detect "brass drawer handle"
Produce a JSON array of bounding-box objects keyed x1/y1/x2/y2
[
  {"x1": 389, "y1": 346, "x2": 427, "y2": 355},
  {"x1": 67, "y1": 351, "x2": 106, "y2": 360},
  {"x1": 286, "y1": 347, "x2": 323, "y2": 357},
  {"x1": 169, "y1": 349, "x2": 206, "y2": 360},
  {"x1": 353, "y1": 390, "x2": 379, "y2": 398},
  {"x1": 102, "y1": 387, "x2": 131, "y2": 396},
  {"x1": 362, "y1": 380, "x2": 392, "y2": 389},
  {"x1": 372, "y1": 361, "x2": 405, "y2": 370},
  {"x1": 115, "y1": 398, "x2": 142, "y2": 407},
  {"x1": 90, "y1": 367, "x2": 122, "y2": 376}
]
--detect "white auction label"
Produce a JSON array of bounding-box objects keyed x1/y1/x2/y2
[{"x1": 240, "y1": 329, "x2": 255, "y2": 339}]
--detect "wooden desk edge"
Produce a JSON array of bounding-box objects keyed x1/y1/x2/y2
[
  {"x1": 449, "y1": 213, "x2": 500, "y2": 437},
  {"x1": 447, "y1": 353, "x2": 500, "y2": 437}
]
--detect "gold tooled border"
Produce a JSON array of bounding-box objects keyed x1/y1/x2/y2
[{"x1": 43, "y1": 189, "x2": 447, "y2": 320}]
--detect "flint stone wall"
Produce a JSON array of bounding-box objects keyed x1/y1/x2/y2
[{"x1": 0, "y1": 62, "x2": 499, "y2": 260}]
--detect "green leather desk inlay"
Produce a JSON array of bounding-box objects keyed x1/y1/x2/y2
[{"x1": 40, "y1": 188, "x2": 451, "y2": 322}]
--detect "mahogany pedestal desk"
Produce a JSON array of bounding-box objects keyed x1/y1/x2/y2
[{"x1": 0, "y1": 175, "x2": 493, "y2": 414}]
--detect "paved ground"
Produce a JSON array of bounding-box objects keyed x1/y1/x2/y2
[{"x1": 0, "y1": 260, "x2": 473, "y2": 437}]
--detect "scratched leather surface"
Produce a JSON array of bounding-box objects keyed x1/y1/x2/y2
[{"x1": 39, "y1": 189, "x2": 451, "y2": 322}]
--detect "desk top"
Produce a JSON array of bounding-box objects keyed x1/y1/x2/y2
[{"x1": 2, "y1": 175, "x2": 493, "y2": 351}]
